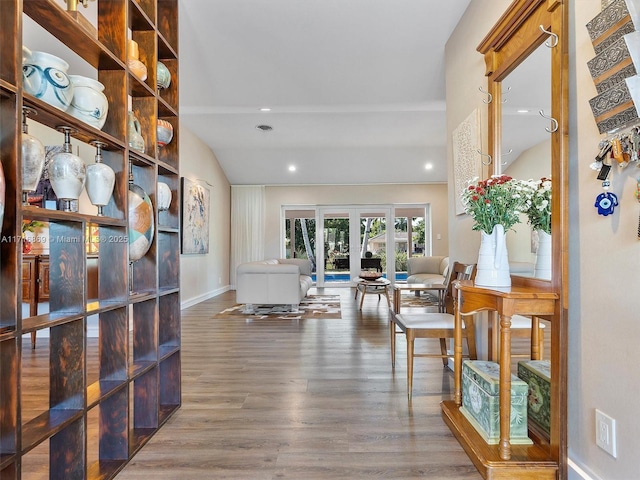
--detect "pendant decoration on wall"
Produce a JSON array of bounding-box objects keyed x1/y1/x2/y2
[{"x1": 595, "y1": 180, "x2": 619, "y2": 216}]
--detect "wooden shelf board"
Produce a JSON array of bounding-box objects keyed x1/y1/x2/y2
[
  {"x1": 21, "y1": 408, "x2": 84, "y2": 454},
  {"x1": 87, "y1": 379, "x2": 128, "y2": 409},
  {"x1": 21, "y1": 312, "x2": 83, "y2": 333},
  {"x1": 157, "y1": 160, "x2": 179, "y2": 175},
  {"x1": 0, "y1": 324, "x2": 15, "y2": 335},
  {"x1": 129, "y1": 428, "x2": 156, "y2": 456},
  {"x1": 128, "y1": 150, "x2": 156, "y2": 167},
  {"x1": 0, "y1": 79, "x2": 17, "y2": 95},
  {"x1": 158, "y1": 286, "x2": 180, "y2": 297},
  {"x1": 158, "y1": 344, "x2": 179, "y2": 361},
  {"x1": 130, "y1": 1, "x2": 155, "y2": 31},
  {"x1": 130, "y1": 74, "x2": 156, "y2": 97},
  {"x1": 128, "y1": 291, "x2": 157, "y2": 303},
  {"x1": 23, "y1": 0, "x2": 123, "y2": 70},
  {"x1": 87, "y1": 459, "x2": 128, "y2": 480},
  {"x1": 157, "y1": 32, "x2": 178, "y2": 60},
  {"x1": 21, "y1": 94, "x2": 126, "y2": 149},
  {"x1": 129, "y1": 360, "x2": 156, "y2": 379},
  {"x1": 441, "y1": 400, "x2": 557, "y2": 480},
  {"x1": 157, "y1": 96, "x2": 178, "y2": 117},
  {"x1": 158, "y1": 404, "x2": 180, "y2": 425},
  {"x1": 86, "y1": 300, "x2": 128, "y2": 315},
  {"x1": 157, "y1": 225, "x2": 179, "y2": 234},
  {"x1": 0, "y1": 454, "x2": 16, "y2": 471}
]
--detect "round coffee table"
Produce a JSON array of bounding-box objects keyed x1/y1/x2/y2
[{"x1": 353, "y1": 277, "x2": 391, "y2": 310}]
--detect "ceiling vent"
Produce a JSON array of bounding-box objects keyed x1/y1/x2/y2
[{"x1": 255, "y1": 124, "x2": 273, "y2": 132}]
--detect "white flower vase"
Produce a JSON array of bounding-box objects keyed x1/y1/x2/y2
[
  {"x1": 22, "y1": 50, "x2": 74, "y2": 111},
  {"x1": 475, "y1": 224, "x2": 511, "y2": 288},
  {"x1": 157, "y1": 181, "x2": 172, "y2": 211},
  {"x1": 534, "y1": 230, "x2": 552, "y2": 280}
]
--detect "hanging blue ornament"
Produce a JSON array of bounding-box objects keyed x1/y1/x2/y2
[{"x1": 594, "y1": 191, "x2": 618, "y2": 216}]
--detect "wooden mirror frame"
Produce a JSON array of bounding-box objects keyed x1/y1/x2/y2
[{"x1": 477, "y1": 0, "x2": 568, "y2": 475}]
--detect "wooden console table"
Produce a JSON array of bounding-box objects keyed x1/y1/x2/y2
[{"x1": 441, "y1": 279, "x2": 559, "y2": 479}]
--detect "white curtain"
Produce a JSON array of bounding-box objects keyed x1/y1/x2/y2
[{"x1": 230, "y1": 185, "x2": 265, "y2": 287}]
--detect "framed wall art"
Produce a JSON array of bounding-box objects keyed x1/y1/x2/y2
[
  {"x1": 452, "y1": 108, "x2": 482, "y2": 215},
  {"x1": 181, "y1": 177, "x2": 210, "y2": 254}
]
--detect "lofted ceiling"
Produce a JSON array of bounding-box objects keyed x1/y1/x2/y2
[{"x1": 178, "y1": 0, "x2": 473, "y2": 186}]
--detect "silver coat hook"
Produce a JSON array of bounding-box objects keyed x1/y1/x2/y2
[
  {"x1": 477, "y1": 149, "x2": 493, "y2": 166},
  {"x1": 500, "y1": 148, "x2": 513, "y2": 166},
  {"x1": 539, "y1": 110, "x2": 558, "y2": 133},
  {"x1": 539, "y1": 25, "x2": 558, "y2": 48},
  {"x1": 501, "y1": 86, "x2": 512, "y2": 104},
  {"x1": 479, "y1": 86, "x2": 492, "y2": 104}
]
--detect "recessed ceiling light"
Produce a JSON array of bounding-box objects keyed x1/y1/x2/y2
[
  {"x1": 255, "y1": 124, "x2": 273, "y2": 131},
  {"x1": 260, "y1": 107, "x2": 271, "y2": 112},
  {"x1": 517, "y1": 109, "x2": 530, "y2": 113},
  {"x1": 288, "y1": 165, "x2": 296, "y2": 172},
  {"x1": 425, "y1": 163, "x2": 433, "y2": 170}
]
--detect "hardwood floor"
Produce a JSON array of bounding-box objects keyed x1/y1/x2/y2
[{"x1": 115, "y1": 287, "x2": 483, "y2": 479}]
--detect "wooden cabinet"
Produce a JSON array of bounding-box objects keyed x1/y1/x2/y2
[{"x1": 0, "y1": 1, "x2": 181, "y2": 478}]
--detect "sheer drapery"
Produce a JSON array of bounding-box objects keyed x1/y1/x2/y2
[{"x1": 230, "y1": 185, "x2": 265, "y2": 287}]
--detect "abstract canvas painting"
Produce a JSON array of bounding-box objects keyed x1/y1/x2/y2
[{"x1": 181, "y1": 177, "x2": 210, "y2": 254}]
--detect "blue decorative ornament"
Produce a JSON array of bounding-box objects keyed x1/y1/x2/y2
[{"x1": 594, "y1": 192, "x2": 618, "y2": 216}]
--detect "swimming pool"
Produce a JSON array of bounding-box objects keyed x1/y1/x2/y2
[{"x1": 312, "y1": 272, "x2": 408, "y2": 282}]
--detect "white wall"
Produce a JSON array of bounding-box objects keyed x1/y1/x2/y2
[
  {"x1": 263, "y1": 183, "x2": 449, "y2": 260},
  {"x1": 447, "y1": 1, "x2": 640, "y2": 479},
  {"x1": 179, "y1": 126, "x2": 231, "y2": 307},
  {"x1": 569, "y1": 1, "x2": 640, "y2": 478}
]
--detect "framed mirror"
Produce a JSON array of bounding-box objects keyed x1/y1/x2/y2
[
  {"x1": 501, "y1": 42, "x2": 552, "y2": 280},
  {"x1": 477, "y1": 0, "x2": 569, "y2": 476}
]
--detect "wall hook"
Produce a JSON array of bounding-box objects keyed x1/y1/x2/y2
[
  {"x1": 477, "y1": 149, "x2": 493, "y2": 166},
  {"x1": 500, "y1": 148, "x2": 513, "y2": 166},
  {"x1": 501, "y1": 86, "x2": 512, "y2": 104},
  {"x1": 479, "y1": 86, "x2": 492, "y2": 104},
  {"x1": 539, "y1": 25, "x2": 558, "y2": 48},
  {"x1": 539, "y1": 109, "x2": 558, "y2": 133}
]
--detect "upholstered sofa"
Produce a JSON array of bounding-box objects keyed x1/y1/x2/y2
[
  {"x1": 406, "y1": 256, "x2": 450, "y2": 288},
  {"x1": 236, "y1": 258, "x2": 313, "y2": 312}
]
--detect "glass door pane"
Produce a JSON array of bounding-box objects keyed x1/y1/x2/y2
[{"x1": 321, "y1": 212, "x2": 351, "y2": 286}]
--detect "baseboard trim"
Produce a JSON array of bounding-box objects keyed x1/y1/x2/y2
[
  {"x1": 181, "y1": 285, "x2": 231, "y2": 309},
  {"x1": 568, "y1": 457, "x2": 602, "y2": 480}
]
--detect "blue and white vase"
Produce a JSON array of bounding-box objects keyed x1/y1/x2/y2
[
  {"x1": 67, "y1": 75, "x2": 109, "y2": 130},
  {"x1": 157, "y1": 61, "x2": 171, "y2": 90},
  {"x1": 23, "y1": 50, "x2": 74, "y2": 111}
]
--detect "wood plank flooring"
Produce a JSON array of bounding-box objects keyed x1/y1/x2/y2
[{"x1": 116, "y1": 287, "x2": 484, "y2": 479}]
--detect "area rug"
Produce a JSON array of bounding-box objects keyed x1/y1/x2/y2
[
  {"x1": 215, "y1": 294, "x2": 341, "y2": 320},
  {"x1": 396, "y1": 292, "x2": 440, "y2": 309}
]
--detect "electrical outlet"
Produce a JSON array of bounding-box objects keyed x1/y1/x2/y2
[{"x1": 595, "y1": 409, "x2": 617, "y2": 458}]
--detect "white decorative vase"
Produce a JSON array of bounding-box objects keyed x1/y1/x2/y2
[
  {"x1": 475, "y1": 224, "x2": 511, "y2": 288},
  {"x1": 48, "y1": 127, "x2": 86, "y2": 211},
  {"x1": 534, "y1": 230, "x2": 552, "y2": 280},
  {"x1": 67, "y1": 75, "x2": 109, "y2": 130},
  {"x1": 128, "y1": 111, "x2": 145, "y2": 153},
  {"x1": 128, "y1": 183, "x2": 154, "y2": 262},
  {"x1": 157, "y1": 181, "x2": 172, "y2": 211},
  {"x1": 22, "y1": 50, "x2": 74, "y2": 111},
  {"x1": 20, "y1": 107, "x2": 46, "y2": 203},
  {"x1": 85, "y1": 142, "x2": 115, "y2": 216}
]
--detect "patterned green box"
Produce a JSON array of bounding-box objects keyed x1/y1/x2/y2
[
  {"x1": 460, "y1": 360, "x2": 532, "y2": 445},
  {"x1": 518, "y1": 360, "x2": 551, "y2": 436}
]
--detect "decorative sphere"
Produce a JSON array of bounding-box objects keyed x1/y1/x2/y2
[{"x1": 128, "y1": 183, "x2": 154, "y2": 262}]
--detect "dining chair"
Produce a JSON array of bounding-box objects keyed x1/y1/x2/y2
[{"x1": 389, "y1": 261, "x2": 477, "y2": 400}]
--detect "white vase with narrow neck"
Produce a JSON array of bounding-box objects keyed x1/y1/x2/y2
[
  {"x1": 475, "y1": 224, "x2": 511, "y2": 288},
  {"x1": 534, "y1": 230, "x2": 552, "y2": 280}
]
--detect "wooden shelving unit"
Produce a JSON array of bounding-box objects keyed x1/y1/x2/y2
[{"x1": 0, "y1": 0, "x2": 180, "y2": 478}]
